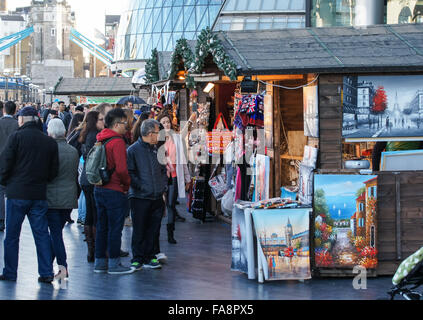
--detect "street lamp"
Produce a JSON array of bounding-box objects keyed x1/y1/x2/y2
[
  {"x1": 49, "y1": 87, "x2": 54, "y2": 104},
  {"x1": 3, "y1": 71, "x2": 9, "y2": 101}
]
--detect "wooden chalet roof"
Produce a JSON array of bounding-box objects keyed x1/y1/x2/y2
[
  {"x1": 216, "y1": 23, "x2": 423, "y2": 75},
  {"x1": 54, "y1": 77, "x2": 136, "y2": 96}
]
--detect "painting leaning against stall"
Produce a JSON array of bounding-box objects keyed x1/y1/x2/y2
[
  {"x1": 342, "y1": 75, "x2": 423, "y2": 139},
  {"x1": 252, "y1": 209, "x2": 311, "y2": 281},
  {"x1": 314, "y1": 175, "x2": 378, "y2": 269}
]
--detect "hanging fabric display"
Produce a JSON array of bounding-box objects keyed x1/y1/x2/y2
[{"x1": 234, "y1": 93, "x2": 264, "y2": 130}]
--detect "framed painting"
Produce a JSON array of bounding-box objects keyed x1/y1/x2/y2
[
  {"x1": 314, "y1": 174, "x2": 378, "y2": 269},
  {"x1": 253, "y1": 208, "x2": 312, "y2": 281}
]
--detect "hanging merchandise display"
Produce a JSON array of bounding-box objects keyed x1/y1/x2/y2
[
  {"x1": 303, "y1": 85, "x2": 319, "y2": 138},
  {"x1": 151, "y1": 81, "x2": 170, "y2": 105},
  {"x1": 207, "y1": 112, "x2": 233, "y2": 155},
  {"x1": 208, "y1": 160, "x2": 228, "y2": 201},
  {"x1": 233, "y1": 93, "x2": 264, "y2": 130},
  {"x1": 254, "y1": 154, "x2": 270, "y2": 202},
  {"x1": 190, "y1": 177, "x2": 207, "y2": 222}
]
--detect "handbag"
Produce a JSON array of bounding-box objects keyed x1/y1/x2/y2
[
  {"x1": 207, "y1": 112, "x2": 233, "y2": 155},
  {"x1": 208, "y1": 160, "x2": 228, "y2": 201}
]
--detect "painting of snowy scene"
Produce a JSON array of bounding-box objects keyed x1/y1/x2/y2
[
  {"x1": 252, "y1": 209, "x2": 311, "y2": 280},
  {"x1": 342, "y1": 75, "x2": 423, "y2": 139},
  {"x1": 314, "y1": 175, "x2": 378, "y2": 269}
]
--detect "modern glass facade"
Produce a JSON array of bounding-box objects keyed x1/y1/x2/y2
[
  {"x1": 212, "y1": 0, "x2": 306, "y2": 31},
  {"x1": 115, "y1": 0, "x2": 224, "y2": 61},
  {"x1": 387, "y1": 0, "x2": 423, "y2": 24}
]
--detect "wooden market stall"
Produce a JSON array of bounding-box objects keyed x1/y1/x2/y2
[{"x1": 217, "y1": 23, "x2": 423, "y2": 276}]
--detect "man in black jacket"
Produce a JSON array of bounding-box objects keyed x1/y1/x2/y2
[
  {"x1": 127, "y1": 119, "x2": 168, "y2": 270},
  {"x1": 0, "y1": 101, "x2": 19, "y2": 232},
  {"x1": 0, "y1": 106, "x2": 59, "y2": 283}
]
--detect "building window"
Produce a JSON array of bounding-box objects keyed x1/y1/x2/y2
[
  {"x1": 370, "y1": 225, "x2": 375, "y2": 247},
  {"x1": 51, "y1": 28, "x2": 56, "y2": 37}
]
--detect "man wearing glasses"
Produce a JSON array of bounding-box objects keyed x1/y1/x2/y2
[
  {"x1": 93, "y1": 108, "x2": 133, "y2": 275},
  {"x1": 127, "y1": 119, "x2": 168, "y2": 270}
]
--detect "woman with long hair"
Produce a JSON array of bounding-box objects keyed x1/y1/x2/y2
[
  {"x1": 132, "y1": 112, "x2": 150, "y2": 143},
  {"x1": 78, "y1": 110, "x2": 104, "y2": 262},
  {"x1": 67, "y1": 113, "x2": 85, "y2": 138},
  {"x1": 156, "y1": 112, "x2": 191, "y2": 244}
]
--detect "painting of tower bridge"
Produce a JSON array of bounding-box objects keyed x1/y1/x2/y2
[
  {"x1": 342, "y1": 75, "x2": 423, "y2": 139},
  {"x1": 252, "y1": 209, "x2": 311, "y2": 280}
]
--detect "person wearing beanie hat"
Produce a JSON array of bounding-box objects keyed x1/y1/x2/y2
[{"x1": 0, "y1": 106, "x2": 59, "y2": 283}]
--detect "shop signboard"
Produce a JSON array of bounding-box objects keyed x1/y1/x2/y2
[
  {"x1": 342, "y1": 75, "x2": 423, "y2": 141},
  {"x1": 314, "y1": 174, "x2": 378, "y2": 269},
  {"x1": 76, "y1": 96, "x2": 123, "y2": 104},
  {"x1": 252, "y1": 208, "x2": 312, "y2": 281}
]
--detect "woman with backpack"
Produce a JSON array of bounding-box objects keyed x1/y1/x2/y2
[{"x1": 78, "y1": 111, "x2": 104, "y2": 262}]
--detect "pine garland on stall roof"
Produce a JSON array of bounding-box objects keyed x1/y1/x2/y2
[{"x1": 144, "y1": 48, "x2": 160, "y2": 84}]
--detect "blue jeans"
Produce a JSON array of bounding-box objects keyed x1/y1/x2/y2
[
  {"x1": 0, "y1": 185, "x2": 5, "y2": 222},
  {"x1": 47, "y1": 210, "x2": 70, "y2": 269},
  {"x1": 77, "y1": 191, "x2": 86, "y2": 222},
  {"x1": 2, "y1": 199, "x2": 53, "y2": 280},
  {"x1": 94, "y1": 188, "x2": 126, "y2": 269}
]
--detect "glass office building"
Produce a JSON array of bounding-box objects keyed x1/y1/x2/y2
[
  {"x1": 212, "y1": 0, "x2": 306, "y2": 31},
  {"x1": 115, "y1": 0, "x2": 224, "y2": 61}
]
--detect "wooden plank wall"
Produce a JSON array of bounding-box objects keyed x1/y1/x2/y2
[
  {"x1": 377, "y1": 172, "x2": 423, "y2": 275},
  {"x1": 318, "y1": 75, "x2": 343, "y2": 169},
  {"x1": 318, "y1": 73, "x2": 423, "y2": 275}
]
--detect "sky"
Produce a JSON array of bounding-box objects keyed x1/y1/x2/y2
[{"x1": 9, "y1": 0, "x2": 128, "y2": 40}]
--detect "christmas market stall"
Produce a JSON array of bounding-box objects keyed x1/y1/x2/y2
[{"x1": 216, "y1": 23, "x2": 423, "y2": 279}]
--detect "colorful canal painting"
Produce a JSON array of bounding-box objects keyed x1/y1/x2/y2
[
  {"x1": 252, "y1": 209, "x2": 311, "y2": 280},
  {"x1": 314, "y1": 175, "x2": 378, "y2": 269}
]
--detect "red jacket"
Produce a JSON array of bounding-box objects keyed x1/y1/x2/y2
[{"x1": 96, "y1": 129, "x2": 131, "y2": 194}]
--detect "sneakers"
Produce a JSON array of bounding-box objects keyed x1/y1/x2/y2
[
  {"x1": 131, "y1": 261, "x2": 142, "y2": 271},
  {"x1": 156, "y1": 253, "x2": 167, "y2": 263},
  {"x1": 143, "y1": 259, "x2": 162, "y2": 269},
  {"x1": 107, "y1": 264, "x2": 135, "y2": 275}
]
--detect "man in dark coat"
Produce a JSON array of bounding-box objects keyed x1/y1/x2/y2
[
  {"x1": 0, "y1": 106, "x2": 59, "y2": 283},
  {"x1": 0, "y1": 101, "x2": 19, "y2": 232}
]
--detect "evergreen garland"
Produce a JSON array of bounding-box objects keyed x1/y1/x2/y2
[
  {"x1": 189, "y1": 27, "x2": 238, "y2": 81},
  {"x1": 168, "y1": 38, "x2": 196, "y2": 88},
  {"x1": 144, "y1": 48, "x2": 160, "y2": 84}
]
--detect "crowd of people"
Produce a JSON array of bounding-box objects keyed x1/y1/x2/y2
[{"x1": 0, "y1": 98, "x2": 196, "y2": 283}]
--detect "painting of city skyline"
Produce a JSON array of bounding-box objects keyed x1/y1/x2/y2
[
  {"x1": 252, "y1": 209, "x2": 311, "y2": 281},
  {"x1": 342, "y1": 75, "x2": 423, "y2": 139},
  {"x1": 314, "y1": 175, "x2": 378, "y2": 269}
]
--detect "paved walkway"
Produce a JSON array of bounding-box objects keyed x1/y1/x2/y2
[{"x1": 0, "y1": 202, "x2": 397, "y2": 300}]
